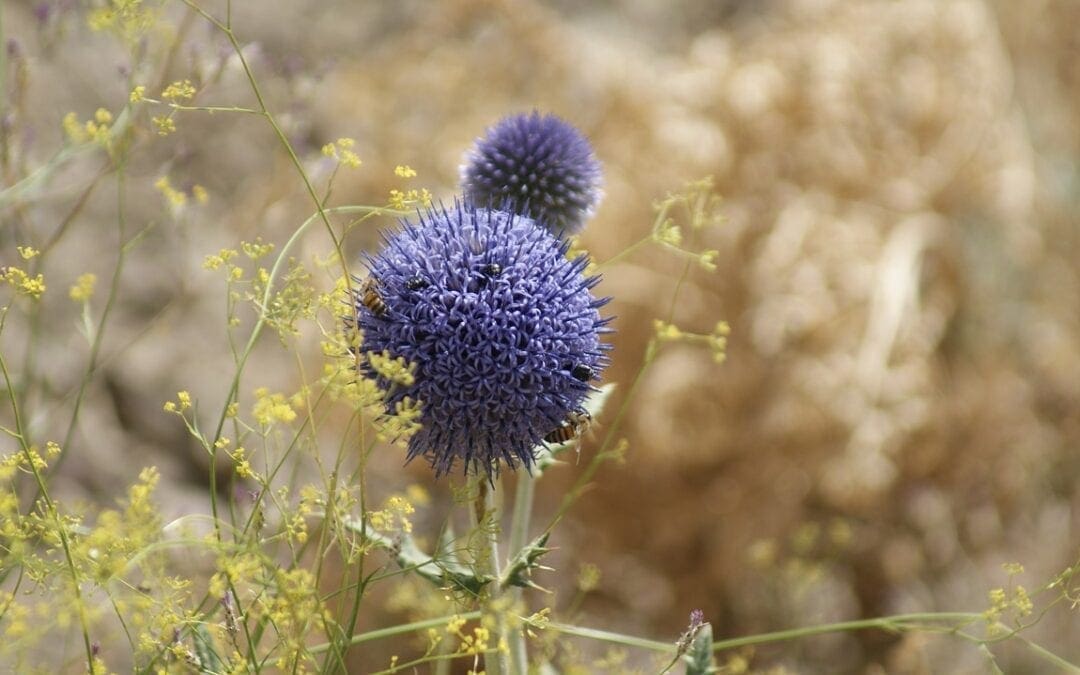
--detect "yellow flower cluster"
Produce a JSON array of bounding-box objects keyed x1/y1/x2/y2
[
  {"x1": 2, "y1": 266, "x2": 46, "y2": 300},
  {"x1": 322, "y1": 362, "x2": 385, "y2": 411},
  {"x1": 653, "y1": 176, "x2": 723, "y2": 231},
  {"x1": 154, "y1": 176, "x2": 187, "y2": 208},
  {"x1": 652, "y1": 319, "x2": 730, "y2": 364},
  {"x1": 445, "y1": 615, "x2": 506, "y2": 661},
  {"x1": 374, "y1": 396, "x2": 423, "y2": 447},
  {"x1": 69, "y1": 273, "x2": 97, "y2": 302},
  {"x1": 202, "y1": 248, "x2": 240, "y2": 271},
  {"x1": 388, "y1": 187, "x2": 433, "y2": 211},
  {"x1": 161, "y1": 79, "x2": 196, "y2": 101},
  {"x1": 653, "y1": 217, "x2": 683, "y2": 247},
  {"x1": 576, "y1": 563, "x2": 601, "y2": 593},
  {"x1": 320, "y1": 324, "x2": 389, "y2": 414},
  {"x1": 367, "y1": 350, "x2": 416, "y2": 386},
  {"x1": 394, "y1": 165, "x2": 418, "y2": 178},
  {"x1": 0, "y1": 441, "x2": 61, "y2": 482},
  {"x1": 405, "y1": 484, "x2": 431, "y2": 507},
  {"x1": 2, "y1": 458, "x2": 193, "y2": 670},
  {"x1": 698, "y1": 249, "x2": 719, "y2": 272},
  {"x1": 369, "y1": 494, "x2": 416, "y2": 534},
  {"x1": 636, "y1": 176, "x2": 725, "y2": 272},
  {"x1": 241, "y1": 237, "x2": 274, "y2": 260},
  {"x1": 984, "y1": 562, "x2": 1035, "y2": 630},
  {"x1": 220, "y1": 440, "x2": 254, "y2": 480},
  {"x1": 208, "y1": 551, "x2": 263, "y2": 599},
  {"x1": 321, "y1": 137, "x2": 362, "y2": 168},
  {"x1": 255, "y1": 259, "x2": 317, "y2": 340},
  {"x1": 62, "y1": 109, "x2": 114, "y2": 148},
  {"x1": 266, "y1": 569, "x2": 332, "y2": 669},
  {"x1": 76, "y1": 467, "x2": 162, "y2": 584},
  {"x1": 252, "y1": 387, "x2": 298, "y2": 427},
  {"x1": 152, "y1": 115, "x2": 175, "y2": 136},
  {"x1": 162, "y1": 390, "x2": 192, "y2": 413},
  {"x1": 87, "y1": 0, "x2": 157, "y2": 44}
]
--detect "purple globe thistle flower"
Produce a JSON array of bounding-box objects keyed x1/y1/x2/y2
[
  {"x1": 460, "y1": 112, "x2": 603, "y2": 235},
  {"x1": 354, "y1": 202, "x2": 612, "y2": 478}
]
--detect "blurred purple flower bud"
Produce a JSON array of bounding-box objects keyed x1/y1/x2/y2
[{"x1": 34, "y1": 3, "x2": 52, "y2": 24}]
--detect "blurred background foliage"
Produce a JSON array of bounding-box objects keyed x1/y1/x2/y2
[{"x1": 2, "y1": 0, "x2": 1079, "y2": 672}]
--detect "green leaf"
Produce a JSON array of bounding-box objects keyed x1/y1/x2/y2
[
  {"x1": 191, "y1": 623, "x2": 224, "y2": 674},
  {"x1": 684, "y1": 622, "x2": 715, "y2": 675},
  {"x1": 347, "y1": 519, "x2": 492, "y2": 595}
]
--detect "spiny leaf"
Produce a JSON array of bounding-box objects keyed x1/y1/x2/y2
[{"x1": 503, "y1": 532, "x2": 554, "y2": 590}]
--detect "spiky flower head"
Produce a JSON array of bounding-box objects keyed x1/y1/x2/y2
[
  {"x1": 460, "y1": 112, "x2": 603, "y2": 235},
  {"x1": 354, "y1": 202, "x2": 612, "y2": 477}
]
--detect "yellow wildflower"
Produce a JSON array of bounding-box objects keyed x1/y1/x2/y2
[
  {"x1": 152, "y1": 116, "x2": 176, "y2": 136},
  {"x1": 161, "y1": 79, "x2": 196, "y2": 101},
  {"x1": 63, "y1": 112, "x2": 88, "y2": 143},
  {"x1": 252, "y1": 388, "x2": 297, "y2": 426},
  {"x1": 69, "y1": 273, "x2": 97, "y2": 302},
  {"x1": 154, "y1": 176, "x2": 187, "y2": 208},
  {"x1": 3, "y1": 267, "x2": 46, "y2": 299}
]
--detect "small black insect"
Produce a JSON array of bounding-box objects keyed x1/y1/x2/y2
[
  {"x1": 571, "y1": 364, "x2": 593, "y2": 382},
  {"x1": 481, "y1": 263, "x2": 502, "y2": 277},
  {"x1": 405, "y1": 276, "x2": 428, "y2": 291}
]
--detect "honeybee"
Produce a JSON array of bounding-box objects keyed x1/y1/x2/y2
[
  {"x1": 360, "y1": 277, "x2": 388, "y2": 317},
  {"x1": 543, "y1": 410, "x2": 592, "y2": 444}
]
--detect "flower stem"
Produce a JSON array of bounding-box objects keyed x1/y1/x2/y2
[
  {"x1": 472, "y1": 478, "x2": 509, "y2": 675},
  {"x1": 308, "y1": 611, "x2": 483, "y2": 654},
  {"x1": 505, "y1": 472, "x2": 535, "y2": 671}
]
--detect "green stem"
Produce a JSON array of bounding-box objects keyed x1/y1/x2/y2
[
  {"x1": 472, "y1": 478, "x2": 508, "y2": 675},
  {"x1": 710, "y1": 612, "x2": 982, "y2": 652},
  {"x1": 507, "y1": 474, "x2": 535, "y2": 564},
  {"x1": 1017, "y1": 635, "x2": 1080, "y2": 673},
  {"x1": 505, "y1": 473, "x2": 535, "y2": 672},
  {"x1": 547, "y1": 622, "x2": 677, "y2": 653},
  {"x1": 545, "y1": 612, "x2": 985, "y2": 656},
  {"x1": 308, "y1": 612, "x2": 482, "y2": 654}
]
